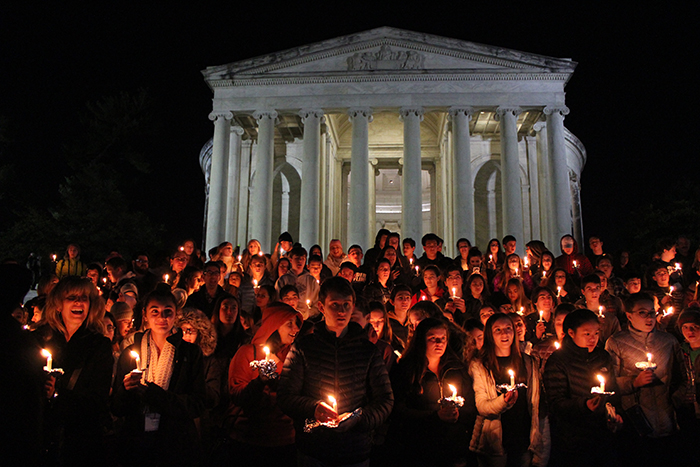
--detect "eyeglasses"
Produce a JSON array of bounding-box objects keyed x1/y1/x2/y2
[
  {"x1": 203, "y1": 270, "x2": 220, "y2": 276},
  {"x1": 635, "y1": 310, "x2": 657, "y2": 319},
  {"x1": 182, "y1": 328, "x2": 197, "y2": 336}
]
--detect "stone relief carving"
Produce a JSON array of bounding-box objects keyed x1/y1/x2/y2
[{"x1": 347, "y1": 45, "x2": 425, "y2": 70}]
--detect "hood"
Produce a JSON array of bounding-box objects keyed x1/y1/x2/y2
[
  {"x1": 251, "y1": 302, "x2": 303, "y2": 346},
  {"x1": 559, "y1": 235, "x2": 580, "y2": 255}
]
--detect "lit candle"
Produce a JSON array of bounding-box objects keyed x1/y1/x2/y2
[
  {"x1": 448, "y1": 383, "x2": 457, "y2": 399},
  {"x1": 179, "y1": 246, "x2": 184, "y2": 252},
  {"x1": 328, "y1": 395, "x2": 337, "y2": 413},
  {"x1": 253, "y1": 279, "x2": 259, "y2": 288},
  {"x1": 51, "y1": 254, "x2": 57, "y2": 262},
  {"x1": 667, "y1": 286, "x2": 674, "y2": 296},
  {"x1": 489, "y1": 254, "x2": 493, "y2": 264},
  {"x1": 41, "y1": 349, "x2": 52, "y2": 371},
  {"x1": 306, "y1": 299, "x2": 311, "y2": 309},
  {"x1": 163, "y1": 274, "x2": 169, "y2": 283},
  {"x1": 237, "y1": 255, "x2": 242, "y2": 263},
  {"x1": 102, "y1": 277, "x2": 107, "y2": 285},
  {"x1": 514, "y1": 267, "x2": 519, "y2": 277},
  {"x1": 539, "y1": 310, "x2": 544, "y2": 322},
  {"x1": 542, "y1": 271, "x2": 546, "y2": 279},
  {"x1": 598, "y1": 306, "x2": 605, "y2": 318},
  {"x1": 415, "y1": 265, "x2": 419, "y2": 275},
  {"x1": 258, "y1": 251, "x2": 264, "y2": 257},
  {"x1": 518, "y1": 307, "x2": 524, "y2": 316},
  {"x1": 573, "y1": 260, "x2": 578, "y2": 269},
  {"x1": 129, "y1": 350, "x2": 141, "y2": 371},
  {"x1": 421, "y1": 295, "x2": 427, "y2": 301},
  {"x1": 597, "y1": 374, "x2": 606, "y2": 393},
  {"x1": 523, "y1": 257, "x2": 529, "y2": 269},
  {"x1": 451, "y1": 287, "x2": 457, "y2": 299},
  {"x1": 664, "y1": 306, "x2": 674, "y2": 317},
  {"x1": 316, "y1": 279, "x2": 320, "y2": 285},
  {"x1": 557, "y1": 286, "x2": 562, "y2": 297},
  {"x1": 554, "y1": 341, "x2": 561, "y2": 350},
  {"x1": 409, "y1": 258, "x2": 413, "y2": 266},
  {"x1": 263, "y1": 346, "x2": 270, "y2": 361},
  {"x1": 647, "y1": 352, "x2": 653, "y2": 364},
  {"x1": 508, "y1": 369, "x2": 515, "y2": 389}
]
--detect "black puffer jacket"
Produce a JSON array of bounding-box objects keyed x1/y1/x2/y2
[
  {"x1": 278, "y1": 321, "x2": 394, "y2": 466},
  {"x1": 543, "y1": 337, "x2": 619, "y2": 456}
]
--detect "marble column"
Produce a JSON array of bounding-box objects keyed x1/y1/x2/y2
[
  {"x1": 250, "y1": 110, "x2": 278, "y2": 252},
  {"x1": 206, "y1": 111, "x2": 233, "y2": 251},
  {"x1": 544, "y1": 105, "x2": 572, "y2": 242},
  {"x1": 348, "y1": 108, "x2": 372, "y2": 249},
  {"x1": 448, "y1": 107, "x2": 475, "y2": 243},
  {"x1": 225, "y1": 125, "x2": 245, "y2": 244},
  {"x1": 400, "y1": 107, "x2": 424, "y2": 247},
  {"x1": 496, "y1": 106, "x2": 524, "y2": 252},
  {"x1": 298, "y1": 109, "x2": 324, "y2": 249},
  {"x1": 534, "y1": 121, "x2": 554, "y2": 249}
]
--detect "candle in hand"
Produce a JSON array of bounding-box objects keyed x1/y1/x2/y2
[
  {"x1": 508, "y1": 369, "x2": 515, "y2": 389},
  {"x1": 597, "y1": 374, "x2": 606, "y2": 393},
  {"x1": 129, "y1": 350, "x2": 141, "y2": 371},
  {"x1": 41, "y1": 349, "x2": 52, "y2": 371},
  {"x1": 449, "y1": 384, "x2": 457, "y2": 399},
  {"x1": 163, "y1": 274, "x2": 169, "y2": 283},
  {"x1": 539, "y1": 310, "x2": 544, "y2": 322},
  {"x1": 647, "y1": 353, "x2": 653, "y2": 364},
  {"x1": 263, "y1": 346, "x2": 270, "y2": 361},
  {"x1": 306, "y1": 299, "x2": 311, "y2": 309},
  {"x1": 328, "y1": 395, "x2": 337, "y2": 413},
  {"x1": 451, "y1": 287, "x2": 457, "y2": 299}
]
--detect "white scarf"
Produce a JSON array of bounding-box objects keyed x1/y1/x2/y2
[{"x1": 140, "y1": 329, "x2": 176, "y2": 390}]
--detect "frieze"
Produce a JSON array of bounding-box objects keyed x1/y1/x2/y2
[{"x1": 347, "y1": 45, "x2": 424, "y2": 70}]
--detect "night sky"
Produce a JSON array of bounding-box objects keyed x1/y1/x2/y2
[{"x1": 2, "y1": 3, "x2": 697, "y2": 254}]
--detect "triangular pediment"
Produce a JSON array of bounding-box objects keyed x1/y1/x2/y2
[{"x1": 203, "y1": 27, "x2": 576, "y2": 81}]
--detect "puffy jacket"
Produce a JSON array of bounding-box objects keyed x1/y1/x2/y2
[
  {"x1": 470, "y1": 353, "x2": 549, "y2": 466},
  {"x1": 278, "y1": 321, "x2": 394, "y2": 465},
  {"x1": 605, "y1": 326, "x2": 685, "y2": 437},
  {"x1": 544, "y1": 337, "x2": 618, "y2": 455}
]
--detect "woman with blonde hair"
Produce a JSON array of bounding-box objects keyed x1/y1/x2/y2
[{"x1": 35, "y1": 276, "x2": 113, "y2": 465}]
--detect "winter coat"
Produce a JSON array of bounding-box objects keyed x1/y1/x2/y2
[
  {"x1": 55, "y1": 257, "x2": 87, "y2": 279},
  {"x1": 228, "y1": 304, "x2": 302, "y2": 447},
  {"x1": 278, "y1": 321, "x2": 394, "y2": 465},
  {"x1": 389, "y1": 354, "x2": 476, "y2": 466},
  {"x1": 544, "y1": 337, "x2": 619, "y2": 456},
  {"x1": 112, "y1": 330, "x2": 205, "y2": 466},
  {"x1": 35, "y1": 323, "x2": 112, "y2": 464},
  {"x1": 605, "y1": 326, "x2": 685, "y2": 437},
  {"x1": 276, "y1": 269, "x2": 320, "y2": 316},
  {"x1": 470, "y1": 353, "x2": 549, "y2": 466}
]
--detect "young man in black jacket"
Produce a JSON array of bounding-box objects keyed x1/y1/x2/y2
[{"x1": 278, "y1": 277, "x2": 394, "y2": 466}]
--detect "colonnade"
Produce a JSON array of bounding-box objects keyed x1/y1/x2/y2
[{"x1": 204, "y1": 105, "x2": 574, "y2": 254}]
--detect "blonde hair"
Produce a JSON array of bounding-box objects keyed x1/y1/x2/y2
[
  {"x1": 176, "y1": 308, "x2": 217, "y2": 356},
  {"x1": 45, "y1": 276, "x2": 105, "y2": 338}
]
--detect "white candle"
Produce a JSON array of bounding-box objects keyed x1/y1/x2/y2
[
  {"x1": 539, "y1": 310, "x2": 544, "y2": 322},
  {"x1": 328, "y1": 395, "x2": 337, "y2": 413},
  {"x1": 508, "y1": 369, "x2": 515, "y2": 388},
  {"x1": 573, "y1": 260, "x2": 578, "y2": 268},
  {"x1": 557, "y1": 286, "x2": 562, "y2": 297},
  {"x1": 451, "y1": 287, "x2": 457, "y2": 299},
  {"x1": 409, "y1": 258, "x2": 413, "y2": 266},
  {"x1": 263, "y1": 346, "x2": 270, "y2": 361},
  {"x1": 421, "y1": 295, "x2": 427, "y2": 301},
  {"x1": 306, "y1": 299, "x2": 311, "y2": 309},
  {"x1": 647, "y1": 352, "x2": 653, "y2": 364},
  {"x1": 554, "y1": 341, "x2": 561, "y2": 350},
  {"x1": 52, "y1": 254, "x2": 57, "y2": 262},
  {"x1": 41, "y1": 349, "x2": 52, "y2": 371},
  {"x1": 514, "y1": 267, "x2": 519, "y2": 277},
  {"x1": 598, "y1": 306, "x2": 605, "y2": 318},
  {"x1": 253, "y1": 279, "x2": 259, "y2": 288},
  {"x1": 129, "y1": 350, "x2": 141, "y2": 371},
  {"x1": 163, "y1": 274, "x2": 169, "y2": 283},
  {"x1": 415, "y1": 266, "x2": 419, "y2": 274},
  {"x1": 542, "y1": 271, "x2": 546, "y2": 279},
  {"x1": 518, "y1": 307, "x2": 524, "y2": 316},
  {"x1": 597, "y1": 374, "x2": 606, "y2": 393}
]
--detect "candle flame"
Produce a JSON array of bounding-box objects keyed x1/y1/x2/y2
[
  {"x1": 647, "y1": 352, "x2": 653, "y2": 362},
  {"x1": 448, "y1": 384, "x2": 457, "y2": 398},
  {"x1": 263, "y1": 346, "x2": 270, "y2": 356},
  {"x1": 258, "y1": 251, "x2": 263, "y2": 256},
  {"x1": 328, "y1": 395, "x2": 336, "y2": 406},
  {"x1": 508, "y1": 369, "x2": 514, "y2": 377},
  {"x1": 597, "y1": 374, "x2": 605, "y2": 385},
  {"x1": 129, "y1": 350, "x2": 139, "y2": 359},
  {"x1": 41, "y1": 349, "x2": 51, "y2": 358},
  {"x1": 554, "y1": 341, "x2": 561, "y2": 349}
]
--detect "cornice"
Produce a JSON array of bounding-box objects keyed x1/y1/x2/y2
[{"x1": 209, "y1": 72, "x2": 571, "y2": 88}]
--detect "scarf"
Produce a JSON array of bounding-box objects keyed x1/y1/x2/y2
[{"x1": 140, "y1": 329, "x2": 176, "y2": 390}]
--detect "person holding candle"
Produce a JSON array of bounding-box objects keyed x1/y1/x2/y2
[
  {"x1": 227, "y1": 302, "x2": 302, "y2": 466},
  {"x1": 368, "y1": 301, "x2": 405, "y2": 353},
  {"x1": 278, "y1": 277, "x2": 394, "y2": 467},
  {"x1": 575, "y1": 274, "x2": 621, "y2": 346},
  {"x1": 469, "y1": 313, "x2": 548, "y2": 467},
  {"x1": 410, "y1": 265, "x2": 446, "y2": 307},
  {"x1": 604, "y1": 292, "x2": 686, "y2": 465},
  {"x1": 453, "y1": 237, "x2": 473, "y2": 271},
  {"x1": 543, "y1": 308, "x2": 622, "y2": 467},
  {"x1": 536, "y1": 251, "x2": 556, "y2": 287},
  {"x1": 524, "y1": 287, "x2": 557, "y2": 345},
  {"x1": 363, "y1": 258, "x2": 395, "y2": 305},
  {"x1": 460, "y1": 273, "x2": 491, "y2": 327},
  {"x1": 554, "y1": 235, "x2": 593, "y2": 284},
  {"x1": 112, "y1": 287, "x2": 205, "y2": 466},
  {"x1": 389, "y1": 317, "x2": 477, "y2": 467},
  {"x1": 276, "y1": 246, "x2": 321, "y2": 318},
  {"x1": 438, "y1": 265, "x2": 468, "y2": 322},
  {"x1": 388, "y1": 284, "x2": 414, "y2": 344},
  {"x1": 35, "y1": 276, "x2": 113, "y2": 465},
  {"x1": 550, "y1": 268, "x2": 581, "y2": 305},
  {"x1": 487, "y1": 238, "x2": 506, "y2": 271}
]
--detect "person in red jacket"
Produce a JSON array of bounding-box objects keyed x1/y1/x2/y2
[
  {"x1": 228, "y1": 302, "x2": 302, "y2": 467},
  {"x1": 555, "y1": 235, "x2": 593, "y2": 284}
]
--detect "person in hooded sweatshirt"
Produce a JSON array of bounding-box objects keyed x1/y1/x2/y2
[
  {"x1": 554, "y1": 234, "x2": 593, "y2": 285},
  {"x1": 227, "y1": 302, "x2": 303, "y2": 467}
]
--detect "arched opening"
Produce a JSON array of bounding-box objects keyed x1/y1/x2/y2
[{"x1": 474, "y1": 159, "x2": 503, "y2": 249}]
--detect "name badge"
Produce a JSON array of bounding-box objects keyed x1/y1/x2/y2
[{"x1": 145, "y1": 412, "x2": 160, "y2": 432}]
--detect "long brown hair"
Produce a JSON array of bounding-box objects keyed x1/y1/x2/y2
[
  {"x1": 45, "y1": 276, "x2": 105, "y2": 338},
  {"x1": 478, "y1": 313, "x2": 523, "y2": 377}
]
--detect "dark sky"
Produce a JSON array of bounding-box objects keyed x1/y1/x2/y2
[{"x1": 2, "y1": 3, "x2": 697, "y2": 252}]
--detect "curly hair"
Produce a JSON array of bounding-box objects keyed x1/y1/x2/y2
[
  {"x1": 45, "y1": 276, "x2": 105, "y2": 338},
  {"x1": 176, "y1": 307, "x2": 217, "y2": 356}
]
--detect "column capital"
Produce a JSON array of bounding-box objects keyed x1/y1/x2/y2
[
  {"x1": 299, "y1": 109, "x2": 326, "y2": 125},
  {"x1": 348, "y1": 107, "x2": 373, "y2": 122},
  {"x1": 532, "y1": 122, "x2": 546, "y2": 132},
  {"x1": 208, "y1": 110, "x2": 233, "y2": 122},
  {"x1": 230, "y1": 125, "x2": 245, "y2": 136},
  {"x1": 543, "y1": 105, "x2": 570, "y2": 117},
  {"x1": 398, "y1": 107, "x2": 424, "y2": 122},
  {"x1": 447, "y1": 107, "x2": 474, "y2": 121},
  {"x1": 494, "y1": 106, "x2": 522, "y2": 120},
  {"x1": 253, "y1": 110, "x2": 279, "y2": 121}
]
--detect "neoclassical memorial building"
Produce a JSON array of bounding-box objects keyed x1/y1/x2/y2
[{"x1": 199, "y1": 27, "x2": 586, "y2": 256}]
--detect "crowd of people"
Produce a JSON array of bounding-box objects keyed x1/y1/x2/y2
[{"x1": 2, "y1": 230, "x2": 700, "y2": 467}]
